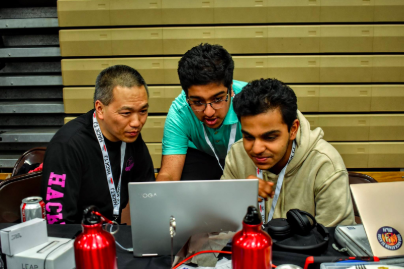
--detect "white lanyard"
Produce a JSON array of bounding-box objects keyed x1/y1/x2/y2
[
  {"x1": 258, "y1": 140, "x2": 296, "y2": 224},
  {"x1": 203, "y1": 123, "x2": 237, "y2": 171},
  {"x1": 93, "y1": 112, "x2": 126, "y2": 218}
]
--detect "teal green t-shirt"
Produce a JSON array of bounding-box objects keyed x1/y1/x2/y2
[{"x1": 162, "y1": 80, "x2": 247, "y2": 159}]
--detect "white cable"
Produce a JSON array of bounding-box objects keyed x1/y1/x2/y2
[{"x1": 108, "y1": 224, "x2": 133, "y2": 252}]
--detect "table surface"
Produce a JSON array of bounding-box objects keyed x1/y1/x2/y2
[{"x1": 0, "y1": 223, "x2": 346, "y2": 269}]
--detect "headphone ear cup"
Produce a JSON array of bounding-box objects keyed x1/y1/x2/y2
[{"x1": 286, "y1": 209, "x2": 313, "y2": 235}]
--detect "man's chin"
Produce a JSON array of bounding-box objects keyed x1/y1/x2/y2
[
  {"x1": 122, "y1": 135, "x2": 139, "y2": 143},
  {"x1": 250, "y1": 159, "x2": 273, "y2": 171}
]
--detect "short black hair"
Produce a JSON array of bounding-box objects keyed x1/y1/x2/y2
[
  {"x1": 178, "y1": 43, "x2": 234, "y2": 95},
  {"x1": 94, "y1": 65, "x2": 149, "y2": 106},
  {"x1": 233, "y1": 78, "x2": 298, "y2": 131}
]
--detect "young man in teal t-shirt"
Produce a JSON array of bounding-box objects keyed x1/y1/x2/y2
[{"x1": 156, "y1": 44, "x2": 247, "y2": 181}]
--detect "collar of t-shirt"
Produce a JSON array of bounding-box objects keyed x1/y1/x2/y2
[{"x1": 202, "y1": 97, "x2": 239, "y2": 159}]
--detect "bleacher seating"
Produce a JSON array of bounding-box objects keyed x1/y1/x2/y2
[{"x1": 1, "y1": 0, "x2": 404, "y2": 172}]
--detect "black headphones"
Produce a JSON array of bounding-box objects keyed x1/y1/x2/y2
[{"x1": 263, "y1": 209, "x2": 329, "y2": 254}]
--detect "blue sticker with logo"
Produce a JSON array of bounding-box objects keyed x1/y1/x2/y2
[{"x1": 377, "y1": 226, "x2": 402, "y2": 251}]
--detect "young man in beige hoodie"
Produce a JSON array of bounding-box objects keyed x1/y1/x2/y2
[{"x1": 222, "y1": 78, "x2": 355, "y2": 227}]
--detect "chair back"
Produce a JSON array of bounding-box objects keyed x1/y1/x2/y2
[
  {"x1": 12, "y1": 147, "x2": 46, "y2": 177},
  {"x1": 0, "y1": 172, "x2": 42, "y2": 223},
  {"x1": 348, "y1": 172, "x2": 377, "y2": 224}
]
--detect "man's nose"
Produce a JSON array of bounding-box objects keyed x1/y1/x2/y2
[
  {"x1": 130, "y1": 114, "x2": 141, "y2": 128},
  {"x1": 204, "y1": 104, "x2": 215, "y2": 117},
  {"x1": 252, "y1": 139, "x2": 265, "y2": 155}
]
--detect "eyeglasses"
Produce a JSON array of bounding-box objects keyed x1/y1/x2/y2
[{"x1": 187, "y1": 90, "x2": 230, "y2": 112}]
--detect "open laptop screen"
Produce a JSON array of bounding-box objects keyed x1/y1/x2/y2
[{"x1": 128, "y1": 179, "x2": 258, "y2": 257}]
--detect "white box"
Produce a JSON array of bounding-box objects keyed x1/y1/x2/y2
[
  {"x1": 0, "y1": 218, "x2": 47, "y2": 256},
  {"x1": 6, "y1": 237, "x2": 75, "y2": 269}
]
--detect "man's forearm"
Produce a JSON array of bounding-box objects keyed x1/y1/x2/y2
[{"x1": 156, "y1": 172, "x2": 176, "y2": 181}]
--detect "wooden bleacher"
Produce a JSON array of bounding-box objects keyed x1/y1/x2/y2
[
  {"x1": 56, "y1": 0, "x2": 404, "y2": 171},
  {"x1": 5, "y1": 0, "x2": 404, "y2": 174}
]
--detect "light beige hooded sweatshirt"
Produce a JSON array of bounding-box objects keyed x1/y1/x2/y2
[{"x1": 222, "y1": 111, "x2": 355, "y2": 227}]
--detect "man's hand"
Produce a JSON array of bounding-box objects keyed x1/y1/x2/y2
[{"x1": 247, "y1": 175, "x2": 274, "y2": 202}]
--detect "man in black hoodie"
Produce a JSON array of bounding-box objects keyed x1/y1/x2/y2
[{"x1": 41, "y1": 65, "x2": 155, "y2": 224}]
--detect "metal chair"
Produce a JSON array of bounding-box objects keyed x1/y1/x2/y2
[
  {"x1": 12, "y1": 147, "x2": 46, "y2": 177},
  {"x1": 348, "y1": 172, "x2": 377, "y2": 224},
  {"x1": 0, "y1": 148, "x2": 46, "y2": 223}
]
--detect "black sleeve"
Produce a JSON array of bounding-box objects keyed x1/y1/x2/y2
[
  {"x1": 132, "y1": 137, "x2": 155, "y2": 182},
  {"x1": 41, "y1": 141, "x2": 83, "y2": 224}
]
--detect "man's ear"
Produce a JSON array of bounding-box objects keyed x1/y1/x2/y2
[
  {"x1": 230, "y1": 83, "x2": 234, "y2": 97},
  {"x1": 94, "y1": 100, "x2": 105, "y2": 120},
  {"x1": 290, "y1": 119, "x2": 300, "y2": 141}
]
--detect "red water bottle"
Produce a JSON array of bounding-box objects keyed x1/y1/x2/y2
[
  {"x1": 232, "y1": 206, "x2": 273, "y2": 269},
  {"x1": 74, "y1": 206, "x2": 118, "y2": 269}
]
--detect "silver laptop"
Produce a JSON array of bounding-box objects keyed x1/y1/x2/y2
[
  {"x1": 128, "y1": 179, "x2": 258, "y2": 257},
  {"x1": 351, "y1": 182, "x2": 404, "y2": 258},
  {"x1": 337, "y1": 224, "x2": 373, "y2": 256}
]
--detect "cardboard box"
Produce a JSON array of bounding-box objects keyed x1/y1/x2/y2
[
  {"x1": 59, "y1": 29, "x2": 112, "y2": 57},
  {"x1": 142, "y1": 116, "x2": 166, "y2": 143},
  {"x1": 320, "y1": 0, "x2": 374, "y2": 22},
  {"x1": 110, "y1": 0, "x2": 162, "y2": 25},
  {"x1": 216, "y1": 26, "x2": 268, "y2": 54},
  {"x1": 267, "y1": 26, "x2": 320, "y2": 53},
  {"x1": 6, "y1": 237, "x2": 75, "y2": 269},
  {"x1": 267, "y1": 0, "x2": 320, "y2": 23},
  {"x1": 63, "y1": 87, "x2": 94, "y2": 113},
  {"x1": 374, "y1": 0, "x2": 404, "y2": 22},
  {"x1": 368, "y1": 142, "x2": 404, "y2": 168},
  {"x1": 146, "y1": 143, "x2": 162, "y2": 168},
  {"x1": 163, "y1": 27, "x2": 215, "y2": 55},
  {"x1": 373, "y1": 25, "x2": 404, "y2": 53},
  {"x1": 372, "y1": 55, "x2": 404, "y2": 82},
  {"x1": 111, "y1": 28, "x2": 163, "y2": 56},
  {"x1": 162, "y1": 0, "x2": 214, "y2": 25},
  {"x1": 293, "y1": 85, "x2": 320, "y2": 112},
  {"x1": 331, "y1": 142, "x2": 369, "y2": 168},
  {"x1": 320, "y1": 25, "x2": 374, "y2": 53},
  {"x1": 57, "y1": 0, "x2": 110, "y2": 27},
  {"x1": 268, "y1": 56, "x2": 320, "y2": 83},
  {"x1": 319, "y1": 85, "x2": 372, "y2": 112},
  {"x1": 320, "y1": 56, "x2": 373, "y2": 83},
  {"x1": 369, "y1": 114, "x2": 404, "y2": 140},
  {"x1": 371, "y1": 85, "x2": 404, "y2": 111},
  {"x1": 215, "y1": 0, "x2": 268, "y2": 24},
  {"x1": 1, "y1": 218, "x2": 47, "y2": 256}
]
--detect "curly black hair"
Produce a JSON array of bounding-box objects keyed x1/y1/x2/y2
[
  {"x1": 233, "y1": 78, "x2": 298, "y2": 131},
  {"x1": 177, "y1": 43, "x2": 234, "y2": 95}
]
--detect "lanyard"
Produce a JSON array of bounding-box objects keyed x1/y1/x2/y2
[
  {"x1": 203, "y1": 123, "x2": 237, "y2": 171},
  {"x1": 257, "y1": 140, "x2": 296, "y2": 225},
  {"x1": 93, "y1": 112, "x2": 126, "y2": 218}
]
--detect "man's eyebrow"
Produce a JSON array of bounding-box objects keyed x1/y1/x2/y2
[
  {"x1": 118, "y1": 103, "x2": 149, "y2": 111},
  {"x1": 261, "y1": 130, "x2": 280, "y2": 137},
  {"x1": 189, "y1": 91, "x2": 227, "y2": 100},
  {"x1": 241, "y1": 130, "x2": 280, "y2": 137},
  {"x1": 241, "y1": 130, "x2": 252, "y2": 136},
  {"x1": 118, "y1": 106, "x2": 134, "y2": 111}
]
